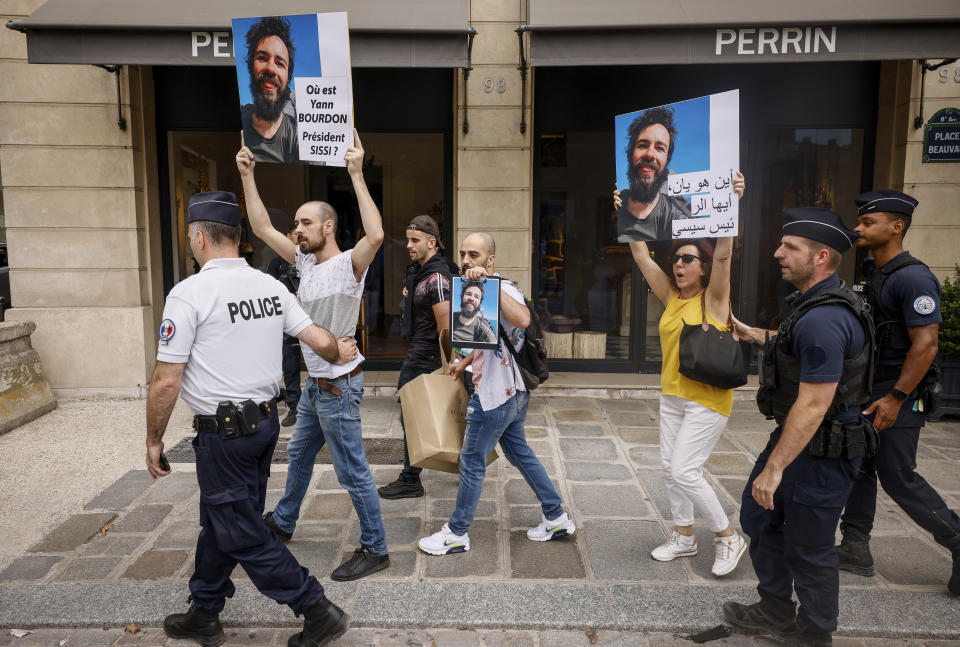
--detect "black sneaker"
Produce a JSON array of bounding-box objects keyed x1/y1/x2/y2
[
  {"x1": 331, "y1": 545, "x2": 390, "y2": 581},
  {"x1": 163, "y1": 604, "x2": 225, "y2": 646},
  {"x1": 287, "y1": 597, "x2": 350, "y2": 647},
  {"x1": 263, "y1": 510, "x2": 293, "y2": 542},
  {"x1": 722, "y1": 597, "x2": 797, "y2": 638},
  {"x1": 281, "y1": 409, "x2": 298, "y2": 427},
  {"x1": 377, "y1": 477, "x2": 424, "y2": 500}
]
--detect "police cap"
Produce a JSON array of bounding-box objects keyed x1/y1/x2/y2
[
  {"x1": 855, "y1": 189, "x2": 918, "y2": 218},
  {"x1": 188, "y1": 191, "x2": 241, "y2": 227},
  {"x1": 782, "y1": 207, "x2": 860, "y2": 253}
]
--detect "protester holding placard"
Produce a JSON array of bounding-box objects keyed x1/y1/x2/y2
[
  {"x1": 417, "y1": 233, "x2": 576, "y2": 556},
  {"x1": 237, "y1": 130, "x2": 393, "y2": 583},
  {"x1": 615, "y1": 173, "x2": 747, "y2": 577}
]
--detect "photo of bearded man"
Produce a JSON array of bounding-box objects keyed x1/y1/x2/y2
[
  {"x1": 616, "y1": 106, "x2": 692, "y2": 243},
  {"x1": 240, "y1": 16, "x2": 299, "y2": 164}
]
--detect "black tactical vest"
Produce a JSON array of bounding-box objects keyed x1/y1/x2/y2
[
  {"x1": 864, "y1": 254, "x2": 926, "y2": 364},
  {"x1": 757, "y1": 283, "x2": 875, "y2": 426}
]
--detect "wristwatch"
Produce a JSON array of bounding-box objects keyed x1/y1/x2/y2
[{"x1": 891, "y1": 387, "x2": 909, "y2": 402}]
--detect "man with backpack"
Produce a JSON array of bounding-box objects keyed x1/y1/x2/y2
[
  {"x1": 417, "y1": 232, "x2": 574, "y2": 556},
  {"x1": 838, "y1": 190, "x2": 960, "y2": 595}
]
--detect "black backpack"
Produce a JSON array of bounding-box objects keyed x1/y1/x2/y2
[{"x1": 498, "y1": 290, "x2": 549, "y2": 391}]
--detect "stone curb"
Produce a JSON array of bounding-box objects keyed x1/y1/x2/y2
[{"x1": 0, "y1": 581, "x2": 957, "y2": 639}]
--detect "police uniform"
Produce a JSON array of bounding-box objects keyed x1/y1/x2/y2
[
  {"x1": 158, "y1": 192, "x2": 347, "y2": 646},
  {"x1": 725, "y1": 208, "x2": 876, "y2": 645},
  {"x1": 839, "y1": 190, "x2": 960, "y2": 585}
]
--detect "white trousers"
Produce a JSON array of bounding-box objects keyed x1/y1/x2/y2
[{"x1": 658, "y1": 394, "x2": 731, "y2": 532}]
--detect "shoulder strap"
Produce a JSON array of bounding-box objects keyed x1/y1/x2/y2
[{"x1": 868, "y1": 254, "x2": 926, "y2": 319}]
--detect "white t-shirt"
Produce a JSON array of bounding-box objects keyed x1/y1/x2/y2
[
  {"x1": 470, "y1": 277, "x2": 527, "y2": 411},
  {"x1": 295, "y1": 247, "x2": 366, "y2": 378},
  {"x1": 156, "y1": 257, "x2": 312, "y2": 415}
]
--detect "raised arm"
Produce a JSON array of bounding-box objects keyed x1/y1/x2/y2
[
  {"x1": 614, "y1": 189, "x2": 674, "y2": 305},
  {"x1": 236, "y1": 132, "x2": 297, "y2": 264},
  {"x1": 345, "y1": 130, "x2": 385, "y2": 281},
  {"x1": 704, "y1": 172, "x2": 745, "y2": 323},
  {"x1": 705, "y1": 236, "x2": 733, "y2": 323},
  {"x1": 629, "y1": 241, "x2": 674, "y2": 306}
]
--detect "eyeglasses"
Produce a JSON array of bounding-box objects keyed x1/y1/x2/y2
[{"x1": 671, "y1": 253, "x2": 702, "y2": 265}]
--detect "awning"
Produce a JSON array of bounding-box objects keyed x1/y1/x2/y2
[
  {"x1": 523, "y1": 0, "x2": 960, "y2": 66},
  {"x1": 7, "y1": 0, "x2": 472, "y2": 67}
]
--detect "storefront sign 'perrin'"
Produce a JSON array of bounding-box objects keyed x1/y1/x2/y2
[
  {"x1": 922, "y1": 108, "x2": 960, "y2": 163},
  {"x1": 715, "y1": 27, "x2": 836, "y2": 56}
]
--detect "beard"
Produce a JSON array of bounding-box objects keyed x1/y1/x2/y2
[
  {"x1": 250, "y1": 71, "x2": 290, "y2": 123},
  {"x1": 461, "y1": 302, "x2": 477, "y2": 317},
  {"x1": 627, "y1": 158, "x2": 669, "y2": 204},
  {"x1": 298, "y1": 230, "x2": 325, "y2": 254}
]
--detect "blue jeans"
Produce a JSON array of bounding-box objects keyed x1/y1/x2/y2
[
  {"x1": 273, "y1": 372, "x2": 388, "y2": 555},
  {"x1": 449, "y1": 390, "x2": 562, "y2": 536}
]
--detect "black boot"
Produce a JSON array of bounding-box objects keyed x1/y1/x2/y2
[
  {"x1": 949, "y1": 550, "x2": 960, "y2": 596},
  {"x1": 377, "y1": 476, "x2": 424, "y2": 500},
  {"x1": 836, "y1": 524, "x2": 874, "y2": 577},
  {"x1": 163, "y1": 604, "x2": 225, "y2": 646},
  {"x1": 790, "y1": 615, "x2": 833, "y2": 646},
  {"x1": 722, "y1": 591, "x2": 797, "y2": 638},
  {"x1": 288, "y1": 598, "x2": 350, "y2": 647}
]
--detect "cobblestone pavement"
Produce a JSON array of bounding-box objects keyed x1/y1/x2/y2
[
  {"x1": 5, "y1": 625, "x2": 960, "y2": 647},
  {"x1": 1, "y1": 396, "x2": 959, "y2": 639}
]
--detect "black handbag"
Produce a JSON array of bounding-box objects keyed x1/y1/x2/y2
[{"x1": 678, "y1": 293, "x2": 751, "y2": 390}]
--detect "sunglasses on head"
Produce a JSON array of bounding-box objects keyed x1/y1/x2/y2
[{"x1": 671, "y1": 253, "x2": 702, "y2": 265}]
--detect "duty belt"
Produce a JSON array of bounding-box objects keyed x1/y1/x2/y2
[
  {"x1": 307, "y1": 365, "x2": 363, "y2": 397},
  {"x1": 193, "y1": 400, "x2": 275, "y2": 434}
]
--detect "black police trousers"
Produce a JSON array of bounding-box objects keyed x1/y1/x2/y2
[
  {"x1": 841, "y1": 422, "x2": 960, "y2": 551},
  {"x1": 741, "y1": 432, "x2": 861, "y2": 634},
  {"x1": 189, "y1": 409, "x2": 325, "y2": 614}
]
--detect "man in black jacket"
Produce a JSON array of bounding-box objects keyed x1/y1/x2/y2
[{"x1": 379, "y1": 215, "x2": 460, "y2": 499}]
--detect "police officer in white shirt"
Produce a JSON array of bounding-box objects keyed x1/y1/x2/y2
[{"x1": 145, "y1": 191, "x2": 357, "y2": 647}]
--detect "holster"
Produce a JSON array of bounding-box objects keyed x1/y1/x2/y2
[
  {"x1": 805, "y1": 416, "x2": 877, "y2": 460},
  {"x1": 195, "y1": 400, "x2": 274, "y2": 440}
]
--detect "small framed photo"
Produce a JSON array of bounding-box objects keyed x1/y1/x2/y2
[{"x1": 450, "y1": 276, "x2": 500, "y2": 350}]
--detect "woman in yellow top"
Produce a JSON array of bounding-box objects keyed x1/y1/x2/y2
[{"x1": 615, "y1": 172, "x2": 745, "y2": 577}]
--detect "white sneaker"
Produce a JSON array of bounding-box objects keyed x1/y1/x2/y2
[
  {"x1": 651, "y1": 531, "x2": 698, "y2": 561},
  {"x1": 711, "y1": 531, "x2": 747, "y2": 576},
  {"x1": 418, "y1": 523, "x2": 470, "y2": 556},
  {"x1": 527, "y1": 512, "x2": 576, "y2": 542}
]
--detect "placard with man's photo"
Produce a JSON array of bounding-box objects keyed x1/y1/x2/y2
[
  {"x1": 615, "y1": 90, "x2": 740, "y2": 242},
  {"x1": 232, "y1": 12, "x2": 353, "y2": 167},
  {"x1": 450, "y1": 277, "x2": 500, "y2": 350}
]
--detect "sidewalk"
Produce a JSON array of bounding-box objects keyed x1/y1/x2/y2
[{"x1": 1, "y1": 392, "x2": 958, "y2": 640}]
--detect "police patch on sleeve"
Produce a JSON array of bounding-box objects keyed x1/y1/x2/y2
[
  {"x1": 158, "y1": 319, "x2": 176, "y2": 344},
  {"x1": 913, "y1": 295, "x2": 936, "y2": 315}
]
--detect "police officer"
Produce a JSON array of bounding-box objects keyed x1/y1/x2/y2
[
  {"x1": 838, "y1": 190, "x2": 960, "y2": 595},
  {"x1": 723, "y1": 208, "x2": 875, "y2": 647},
  {"x1": 145, "y1": 191, "x2": 357, "y2": 647}
]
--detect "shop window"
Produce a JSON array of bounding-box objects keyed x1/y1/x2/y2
[
  {"x1": 166, "y1": 130, "x2": 443, "y2": 359},
  {"x1": 536, "y1": 132, "x2": 632, "y2": 361},
  {"x1": 756, "y1": 128, "x2": 864, "y2": 328}
]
